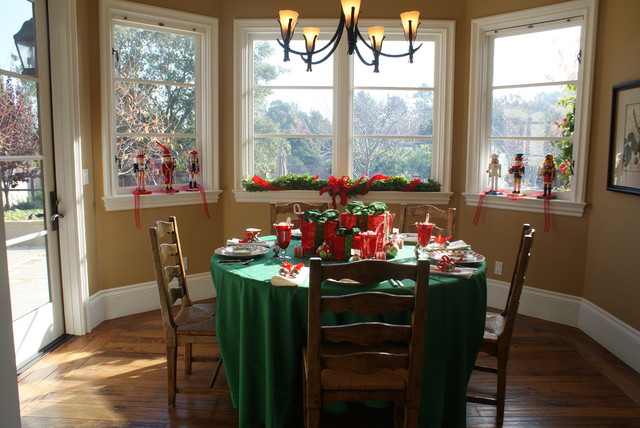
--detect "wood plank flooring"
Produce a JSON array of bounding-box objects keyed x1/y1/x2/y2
[{"x1": 18, "y1": 302, "x2": 640, "y2": 427}]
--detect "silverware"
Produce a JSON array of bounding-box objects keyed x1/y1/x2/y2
[
  {"x1": 218, "y1": 258, "x2": 254, "y2": 264},
  {"x1": 390, "y1": 279, "x2": 403, "y2": 288},
  {"x1": 389, "y1": 279, "x2": 398, "y2": 288}
]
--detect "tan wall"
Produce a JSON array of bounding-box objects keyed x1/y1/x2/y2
[{"x1": 79, "y1": 0, "x2": 640, "y2": 329}]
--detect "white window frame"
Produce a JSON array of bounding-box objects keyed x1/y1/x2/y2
[
  {"x1": 232, "y1": 19, "x2": 454, "y2": 204},
  {"x1": 463, "y1": 0, "x2": 597, "y2": 217},
  {"x1": 99, "y1": 0, "x2": 220, "y2": 211}
]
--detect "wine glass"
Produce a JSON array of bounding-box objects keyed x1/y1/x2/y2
[
  {"x1": 273, "y1": 223, "x2": 294, "y2": 259},
  {"x1": 415, "y1": 222, "x2": 434, "y2": 257}
]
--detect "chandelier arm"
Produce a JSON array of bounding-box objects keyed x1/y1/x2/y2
[
  {"x1": 355, "y1": 28, "x2": 422, "y2": 58},
  {"x1": 308, "y1": 29, "x2": 345, "y2": 65},
  {"x1": 353, "y1": 44, "x2": 375, "y2": 67}
]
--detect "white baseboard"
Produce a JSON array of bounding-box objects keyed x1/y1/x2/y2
[
  {"x1": 88, "y1": 272, "x2": 215, "y2": 330},
  {"x1": 88, "y1": 275, "x2": 639, "y2": 373},
  {"x1": 487, "y1": 279, "x2": 640, "y2": 373}
]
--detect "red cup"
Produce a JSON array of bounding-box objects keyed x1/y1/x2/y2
[{"x1": 415, "y1": 222, "x2": 435, "y2": 247}]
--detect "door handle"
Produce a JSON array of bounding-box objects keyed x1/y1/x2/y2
[{"x1": 51, "y1": 213, "x2": 65, "y2": 222}]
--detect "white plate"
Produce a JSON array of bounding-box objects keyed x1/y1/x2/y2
[
  {"x1": 326, "y1": 278, "x2": 361, "y2": 285},
  {"x1": 428, "y1": 250, "x2": 485, "y2": 264},
  {"x1": 398, "y1": 233, "x2": 418, "y2": 242},
  {"x1": 291, "y1": 229, "x2": 302, "y2": 238},
  {"x1": 214, "y1": 244, "x2": 269, "y2": 258}
]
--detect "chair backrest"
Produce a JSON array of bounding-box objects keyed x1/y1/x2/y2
[
  {"x1": 398, "y1": 204, "x2": 456, "y2": 237},
  {"x1": 499, "y1": 224, "x2": 535, "y2": 352},
  {"x1": 270, "y1": 202, "x2": 329, "y2": 233},
  {"x1": 149, "y1": 216, "x2": 192, "y2": 333},
  {"x1": 307, "y1": 257, "x2": 430, "y2": 403}
]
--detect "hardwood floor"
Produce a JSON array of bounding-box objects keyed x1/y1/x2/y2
[{"x1": 18, "y1": 302, "x2": 640, "y2": 427}]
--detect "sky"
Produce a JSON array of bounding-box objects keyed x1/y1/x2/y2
[{"x1": 1, "y1": 1, "x2": 34, "y2": 74}]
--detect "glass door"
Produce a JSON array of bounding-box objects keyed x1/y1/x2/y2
[{"x1": 1, "y1": 0, "x2": 65, "y2": 370}]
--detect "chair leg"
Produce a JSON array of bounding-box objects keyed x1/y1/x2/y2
[
  {"x1": 208, "y1": 357, "x2": 224, "y2": 388},
  {"x1": 166, "y1": 345, "x2": 178, "y2": 407},
  {"x1": 496, "y1": 357, "x2": 508, "y2": 423},
  {"x1": 393, "y1": 399, "x2": 403, "y2": 428},
  {"x1": 306, "y1": 407, "x2": 320, "y2": 428},
  {"x1": 184, "y1": 343, "x2": 193, "y2": 374},
  {"x1": 404, "y1": 405, "x2": 419, "y2": 428}
]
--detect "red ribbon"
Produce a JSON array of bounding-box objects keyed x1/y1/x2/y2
[
  {"x1": 436, "y1": 255, "x2": 459, "y2": 272},
  {"x1": 133, "y1": 189, "x2": 143, "y2": 230},
  {"x1": 472, "y1": 188, "x2": 551, "y2": 231},
  {"x1": 319, "y1": 176, "x2": 365, "y2": 208},
  {"x1": 252, "y1": 175, "x2": 287, "y2": 190},
  {"x1": 132, "y1": 184, "x2": 211, "y2": 230},
  {"x1": 359, "y1": 174, "x2": 389, "y2": 196},
  {"x1": 401, "y1": 178, "x2": 422, "y2": 192}
]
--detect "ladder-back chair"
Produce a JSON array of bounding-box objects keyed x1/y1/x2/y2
[{"x1": 397, "y1": 204, "x2": 456, "y2": 238}]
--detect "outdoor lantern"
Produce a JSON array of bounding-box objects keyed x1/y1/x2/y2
[{"x1": 13, "y1": 18, "x2": 36, "y2": 76}]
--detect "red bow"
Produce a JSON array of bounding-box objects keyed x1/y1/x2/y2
[
  {"x1": 401, "y1": 177, "x2": 422, "y2": 192},
  {"x1": 359, "y1": 174, "x2": 389, "y2": 196},
  {"x1": 436, "y1": 255, "x2": 458, "y2": 272},
  {"x1": 319, "y1": 176, "x2": 365, "y2": 208},
  {"x1": 252, "y1": 175, "x2": 287, "y2": 190}
]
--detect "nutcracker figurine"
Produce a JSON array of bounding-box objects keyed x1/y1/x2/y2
[
  {"x1": 186, "y1": 149, "x2": 200, "y2": 191},
  {"x1": 486, "y1": 153, "x2": 502, "y2": 194},
  {"x1": 537, "y1": 153, "x2": 557, "y2": 199},
  {"x1": 508, "y1": 153, "x2": 525, "y2": 194},
  {"x1": 156, "y1": 142, "x2": 178, "y2": 192},
  {"x1": 132, "y1": 150, "x2": 151, "y2": 194}
]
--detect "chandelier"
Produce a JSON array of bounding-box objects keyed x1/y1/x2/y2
[{"x1": 277, "y1": 0, "x2": 421, "y2": 73}]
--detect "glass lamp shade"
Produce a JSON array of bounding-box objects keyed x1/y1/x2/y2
[
  {"x1": 278, "y1": 10, "x2": 299, "y2": 40},
  {"x1": 13, "y1": 18, "x2": 36, "y2": 75},
  {"x1": 367, "y1": 26, "x2": 384, "y2": 51},
  {"x1": 341, "y1": 0, "x2": 361, "y2": 28},
  {"x1": 400, "y1": 11, "x2": 420, "y2": 42},
  {"x1": 303, "y1": 27, "x2": 320, "y2": 52}
]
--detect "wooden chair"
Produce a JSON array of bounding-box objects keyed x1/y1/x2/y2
[
  {"x1": 397, "y1": 204, "x2": 456, "y2": 237},
  {"x1": 303, "y1": 257, "x2": 430, "y2": 428},
  {"x1": 270, "y1": 202, "x2": 328, "y2": 234},
  {"x1": 149, "y1": 216, "x2": 226, "y2": 406},
  {"x1": 467, "y1": 224, "x2": 536, "y2": 423}
]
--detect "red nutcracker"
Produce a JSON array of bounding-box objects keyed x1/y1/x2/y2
[
  {"x1": 508, "y1": 153, "x2": 525, "y2": 194},
  {"x1": 156, "y1": 142, "x2": 177, "y2": 192},
  {"x1": 538, "y1": 153, "x2": 557, "y2": 199},
  {"x1": 132, "y1": 150, "x2": 151, "y2": 194},
  {"x1": 187, "y1": 149, "x2": 200, "y2": 191}
]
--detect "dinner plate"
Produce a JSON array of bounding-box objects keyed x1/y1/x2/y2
[
  {"x1": 428, "y1": 250, "x2": 485, "y2": 264},
  {"x1": 214, "y1": 244, "x2": 269, "y2": 258},
  {"x1": 291, "y1": 229, "x2": 302, "y2": 239},
  {"x1": 398, "y1": 233, "x2": 418, "y2": 242}
]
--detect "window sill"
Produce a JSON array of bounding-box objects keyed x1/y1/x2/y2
[
  {"x1": 462, "y1": 193, "x2": 586, "y2": 217},
  {"x1": 232, "y1": 190, "x2": 453, "y2": 205},
  {"x1": 102, "y1": 190, "x2": 222, "y2": 212}
]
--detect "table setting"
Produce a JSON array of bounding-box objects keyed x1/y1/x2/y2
[{"x1": 209, "y1": 203, "x2": 488, "y2": 428}]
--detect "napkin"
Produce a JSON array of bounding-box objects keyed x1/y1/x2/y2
[
  {"x1": 447, "y1": 240, "x2": 471, "y2": 250},
  {"x1": 226, "y1": 238, "x2": 240, "y2": 245},
  {"x1": 429, "y1": 265, "x2": 477, "y2": 279},
  {"x1": 271, "y1": 267, "x2": 309, "y2": 287}
]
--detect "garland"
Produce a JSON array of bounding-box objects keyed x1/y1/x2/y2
[{"x1": 243, "y1": 173, "x2": 440, "y2": 197}]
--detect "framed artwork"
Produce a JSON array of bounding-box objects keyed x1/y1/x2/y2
[{"x1": 608, "y1": 80, "x2": 640, "y2": 195}]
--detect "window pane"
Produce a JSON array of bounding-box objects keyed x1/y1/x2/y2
[
  {"x1": 0, "y1": 76, "x2": 41, "y2": 156},
  {"x1": 116, "y1": 136, "x2": 195, "y2": 189},
  {"x1": 352, "y1": 138, "x2": 432, "y2": 179},
  {"x1": 254, "y1": 138, "x2": 332, "y2": 180},
  {"x1": 115, "y1": 81, "x2": 196, "y2": 134},
  {"x1": 254, "y1": 89, "x2": 332, "y2": 135},
  {"x1": 114, "y1": 24, "x2": 196, "y2": 84},
  {"x1": 0, "y1": 2, "x2": 36, "y2": 75},
  {"x1": 253, "y1": 40, "x2": 333, "y2": 87},
  {"x1": 354, "y1": 40, "x2": 435, "y2": 88},
  {"x1": 491, "y1": 85, "x2": 574, "y2": 138},
  {"x1": 354, "y1": 89, "x2": 432, "y2": 137},
  {"x1": 489, "y1": 139, "x2": 572, "y2": 192},
  {"x1": 492, "y1": 25, "x2": 581, "y2": 86}
]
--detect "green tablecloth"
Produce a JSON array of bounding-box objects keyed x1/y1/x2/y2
[{"x1": 210, "y1": 240, "x2": 487, "y2": 428}]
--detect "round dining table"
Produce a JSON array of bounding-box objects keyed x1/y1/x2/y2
[{"x1": 210, "y1": 238, "x2": 487, "y2": 428}]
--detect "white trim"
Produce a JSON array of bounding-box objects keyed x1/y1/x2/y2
[
  {"x1": 579, "y1": 300, "x2": 640, "y2": 374},
  {"x1": 99, "y1": 0, "x2": 220, "y2": 201},
  {"x1": 103, "y1": 189, "x2": 222, "y2": 211},
  {"x1": 465, "y1": 0, "x2": 598, "y2": 210},
  {"x1": 487, "y1": 278, "x2": 640, "y2": 373},
  {"x1": 232, "y1": 189, "x2": 453, "y2": 205},
  {"x1": 233, "y1": 19, "x2": 455, "y2": 191},
  {"x1": 49, "y1": 0, "x2": 90, "y2": 335},
  {"x1": 88, "y1": 272, "x2": 215, "y2": 330},
  {"x1": 463, "y1": 192, "x2": 587, "y2": 217}
]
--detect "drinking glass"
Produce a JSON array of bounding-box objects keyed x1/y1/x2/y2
[
  {"x1": 415, "y1": 222, "x2": 435, "y2": 247},
  {"x1": 273, "y1": 223, "x2": 294, "y2": 259}
]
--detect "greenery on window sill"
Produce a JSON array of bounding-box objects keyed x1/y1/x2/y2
[{"x1": 242, "y1": 174, "x2": 441, "y2": 197}]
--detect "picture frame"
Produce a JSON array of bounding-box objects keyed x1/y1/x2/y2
[{"x1": 607, "y1": 80, "x2": 640, "y2": 195}]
